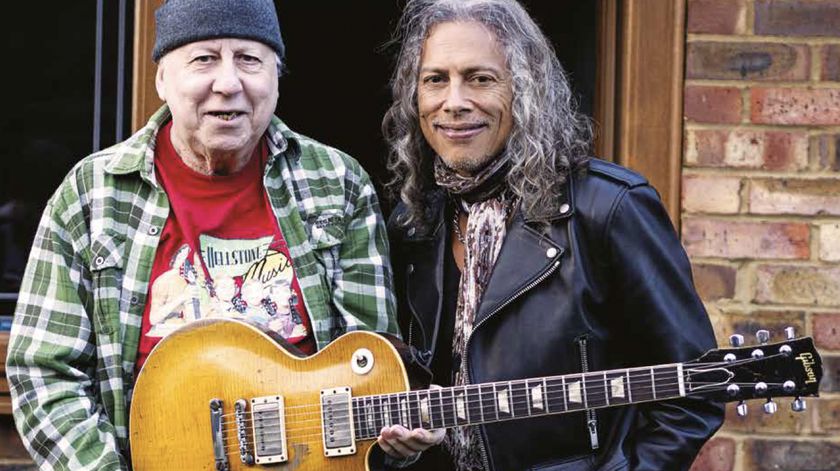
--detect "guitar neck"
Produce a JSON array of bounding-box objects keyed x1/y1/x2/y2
[{"x1": 351, "y1": 363, "x2": 686, "y2": 440}]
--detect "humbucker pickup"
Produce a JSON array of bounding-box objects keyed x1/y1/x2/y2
[
  {"x1": 251, "y1": 395, "x2": 287, "y2": 464},
  {"x1": 321, "y1": 387, "x2": 356, "y2": 457}
]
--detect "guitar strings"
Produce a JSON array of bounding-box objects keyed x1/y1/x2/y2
[
  {"x1": 215, "y1": 380, "x2": 785, "y2": 449},
  {"x1": 214, "y1": 358, "x2": 749, "y2": 424}
]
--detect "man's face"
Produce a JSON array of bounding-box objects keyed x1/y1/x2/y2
[
  {"x1": 417, "y1": 21, "x2": 513, "y2": 176},
  {"x1": 156, "y1": 38, "x2": 278, "y2": 159}
]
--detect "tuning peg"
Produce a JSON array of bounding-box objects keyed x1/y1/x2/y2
[
  {"x1": 729, "y1": 334, "x2": 744, "y2": 347},
  {"x1": 792, "y1": 397, "x2": 807, "y2": 412},
  {"x1": 736, "y1": 401, "x2": 748, "y2": 417},
  {"x1": 784, "y1": 326, "x2": 796, "y2": 340},
  {"x1": 763, "y1": 399, "x2": 778, "y2": 415},
  {"x1": 783, "y1": 380, "x2": 796, "y2": 393},
  {"x1": 756, "y1": 329, "x2": 770, "y2": 345},
  {"x1": 726, "y1": 384, "x2": 740, "y2": 396}
]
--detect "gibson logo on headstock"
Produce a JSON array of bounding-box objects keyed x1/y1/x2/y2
[{"x1": 795, "y1": 352, "x2": 818, "y2": 384}]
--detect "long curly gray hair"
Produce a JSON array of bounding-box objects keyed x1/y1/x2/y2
[{"x1": 383, "y1": 0, "x2": 592, "y2": 228}]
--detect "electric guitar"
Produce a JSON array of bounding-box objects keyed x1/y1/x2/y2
[{"x1": 129, "y1": 318, "x2": 823, "y2": 470}]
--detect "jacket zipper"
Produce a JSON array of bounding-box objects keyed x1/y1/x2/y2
[
  {"x1": 578, "y1": 336, "x2": 600, "y2": 450},
  {"x1": 465, "y1": 257, "x2": 562, "y2": 471}
]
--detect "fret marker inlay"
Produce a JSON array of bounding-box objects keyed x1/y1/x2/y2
[
  {"x1": 610, "y1": 377, "x2": 625, "y2": 398},
  {"x1": 456, "y1": 393, "x2": 466, "y2": 420},
  {"x1": 569, "y1": 380, "x2": 582, "y2": 403},
  {"x1": 531, "y1": 385, "x2": 544, "y2": 410},
  {"x1": 497, "y1": 388, "x2": 510, "y2": 414},
  {"x1": 420, "y1": 396, "x2": 430, "y2": 424}
]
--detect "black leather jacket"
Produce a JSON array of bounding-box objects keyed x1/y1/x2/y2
[{"x1": 387, "y1": 160, "x2": 724, "y2": 471}]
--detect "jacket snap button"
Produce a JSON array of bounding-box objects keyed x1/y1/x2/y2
[
  {"x1": 130, "y1": 296, "x2": 139, "y2": 305},
  {"x1": 559, "y1": 203, "x2": 570, "y2": 214},
  {"x1": 407, "y1": 227, "x2": 416, "y2": 237},
  {"x1": 148, "y1": 226, "x2": 159, "y2": 235},
  {"x1": 546, "y1": 247, "x2": 558, "y2": 258},
  {"x1": 94, "y1": 256, "x2": 105, "y2": 267}
]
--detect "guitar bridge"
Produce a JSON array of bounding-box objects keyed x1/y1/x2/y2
[
  {"x1": 250, "y1": 395, "x2": 288, "y2": 464},
  {"x1": 321, "y1": 387, "x2": 356, "y2": 457}
]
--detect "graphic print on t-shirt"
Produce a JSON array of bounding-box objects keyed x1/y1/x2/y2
[{"x1": 146, "y1": 234, "x2": 307, "y2": 342}]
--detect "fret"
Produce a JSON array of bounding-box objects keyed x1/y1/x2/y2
[
  {"x1": 484, "y1": 384, "x2": 499, "y2": 421},
  {"x1": 352, "y1": 398, "x2": 363, "y2": 439},
  {"x1": 653, "y1": 365, "x2": 682, "y2": 400},
  {"x1": 582, "y1": 372, "x2": 609, "y2": 409},
  {"x1": 544, "y1": 377, "x2": 567, "y2": 412},
  {"x1": 409, "y1": 391, "x2": 422, "y2": 429},
  {"x1": 511, "y1": 380, "x2": 529, "y2": 418},
  {"x1": 542, "y1": 378, "x2": 551, "y2": 413},
  {"x1": 399, "y1": 393, "x2": 410, "y2": 428},
  {"x1": 626, "y1": 369, "x2": 633, "y2": 403},
  {"x1": 467, "y1": 385, "x2": 483, "y2": 424},
  {"x1": 433, "y1": 388, "x2": 447, "y2": 428},
  {"x1": 650, "y1": 369, "x2": 657, "y2": 399},
  {"x1": 629, "y1": 368, "x2": 655, "y2": 402},
  {"x1": 603, "y1": 372, "x2": 610, "y2": 406},
  {"x1": 389, "y1": 393, "x2": 401, "y2": 428}
]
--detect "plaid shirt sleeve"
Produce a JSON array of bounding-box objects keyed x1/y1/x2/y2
[
  {"x1": 331, "y1": 163, "x2": 398, "y2": 336},
  {"x1": 6, "y1": 186, "x2": 125, "y2": 470}
]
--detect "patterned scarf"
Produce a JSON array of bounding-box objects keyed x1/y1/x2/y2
[{"x1": 435, "y1": 156, "x2": 512, "y2": 471}]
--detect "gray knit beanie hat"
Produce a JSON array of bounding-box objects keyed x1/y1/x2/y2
[{"x1": 152, "y1": 0, "x2": 285, "y2": 62}]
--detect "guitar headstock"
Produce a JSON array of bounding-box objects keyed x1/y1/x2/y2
[{"x1": 683, "y1": 327, "x2": 822, "y2": 416}]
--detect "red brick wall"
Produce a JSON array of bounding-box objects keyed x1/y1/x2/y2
[{"x1": 685, "y1": 1, "x2": 840, "y2": 470}]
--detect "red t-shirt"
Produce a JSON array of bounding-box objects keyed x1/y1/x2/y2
[{"x1": 136, "y1": 122, "x2": 315, "y2": 373}]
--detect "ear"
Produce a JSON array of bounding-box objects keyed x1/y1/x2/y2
[{"x1": 155, "y1": 63, "x2": 166, "y2": 102}]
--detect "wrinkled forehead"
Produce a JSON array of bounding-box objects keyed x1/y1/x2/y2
[{"x1": 161, "y1": 37, "x2": 274, "y2": 61}]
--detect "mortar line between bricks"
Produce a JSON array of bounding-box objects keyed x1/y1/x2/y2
[
  {"x1": 686, "y1": 79, "x2": 840, "y2": 88},
  {"x1": 688, "y1": 33, "x2": 840, "y2": 46},
  {"x1": 684, "y1": 122, "x2": 840, "y2": 132},
  {"x1": 682, "y1": 167, "x2": 840, "y2": 179}
]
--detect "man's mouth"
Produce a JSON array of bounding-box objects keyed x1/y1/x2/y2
[
  {"x1": 208, "y1": 111, "x2": 244, "y2": 121},
  {"x1": 435, "y1": 122, "x2": 487, "y2": 139}
]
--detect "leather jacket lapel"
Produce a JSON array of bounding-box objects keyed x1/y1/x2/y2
[{"x1": 475, "y1": 212, "x2": 565, "y2": 326}]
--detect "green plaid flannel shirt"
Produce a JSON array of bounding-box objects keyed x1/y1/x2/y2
[{"x1": 6, "y1": 106, "x2": 398, "y2": 470}]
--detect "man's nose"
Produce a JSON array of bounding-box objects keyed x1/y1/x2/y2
[
  {"x1": 212, "y1": 60, "x2": 243, "y2": 95},
  {"x1": 442, "y1": 82, "x2": 471, "y2": 115}
]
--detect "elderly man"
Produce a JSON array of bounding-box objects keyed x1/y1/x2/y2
[
  {"x1": 6, "y1": 0, "x2": 397, "y2": 469},
  {"x1": 378, "y1": 0, "x2": 724, "y2": 470}
]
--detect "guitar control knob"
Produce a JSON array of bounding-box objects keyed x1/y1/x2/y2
[
  {"x1": 785, "y1": 326, "x2": 796, "y2": 340},
  {"x1": 729, "y1": 334, "x2": 744, "y2": 347},
  {"x1": 736, "y1": 401, "x2": 748, "y2": 417},
  {"x1": 726, "y1": 384, "x2": 740, "y2": 396},
  {"x1": 763, "y1": 399, "x2": 778, "y2": 415},
  {"x1": 756, "y1": 329, "x2": 770, "y2": 345},
  {"x1": 792, "y1": 397, "x2": 807, "y2": 412}
]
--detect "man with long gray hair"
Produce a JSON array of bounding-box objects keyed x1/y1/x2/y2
[{"x1": 377, "y1": 0, "x2": 724, "y2": 469}]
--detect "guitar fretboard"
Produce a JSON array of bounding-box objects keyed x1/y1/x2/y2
[{"x1": 351, "y1": 364, "x2": 684, "y2": 440}]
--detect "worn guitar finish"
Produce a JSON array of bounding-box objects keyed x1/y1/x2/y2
[{"x1": 130, "y1": 319, "x2": 823, "y2": 470}]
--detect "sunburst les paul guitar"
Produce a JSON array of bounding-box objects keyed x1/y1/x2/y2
[{"x1": 129, "y1": 318, "x2": 823, "y2": 470}]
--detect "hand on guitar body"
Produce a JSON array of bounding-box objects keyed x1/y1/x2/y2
[{"x1": 377, "y1": 385, "x2": 446, "y2": 461}]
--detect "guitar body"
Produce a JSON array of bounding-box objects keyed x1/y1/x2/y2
[{"x1": 130, "y1": 319, "x2": 410, "y2": 470}]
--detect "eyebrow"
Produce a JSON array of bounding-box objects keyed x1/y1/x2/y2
[{"x1": 419, "y1": 65, "x2": 503, "y2": 75}]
